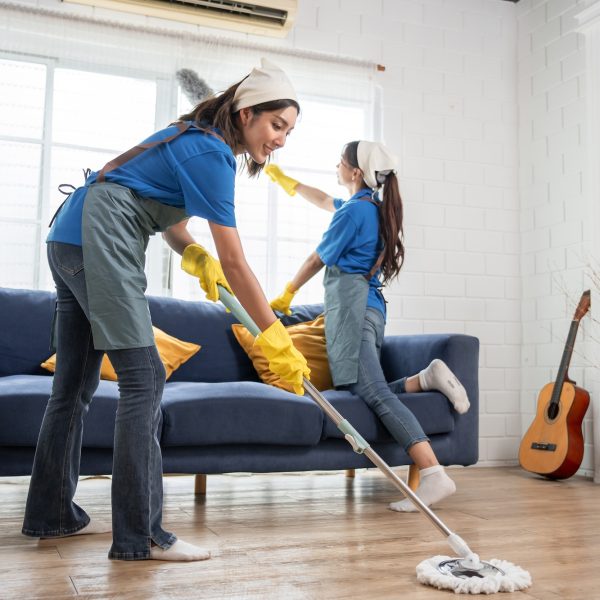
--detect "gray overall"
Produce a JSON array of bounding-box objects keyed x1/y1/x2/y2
[
  {"x1": 324, "y1": 198, "x2": 384, "y2": 387},
  {"x1": 82, "y1": 184, "x2": 187, "y2": 349},
  {"x1": 323, "y1": 266, "x2": 370, "y2": 387},
  {"x1": 79, "y1": 121, "x2": 221, "y2": 350}
]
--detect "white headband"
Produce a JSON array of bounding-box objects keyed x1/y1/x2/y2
[
  {"x1": 357, "y1": 141, "x2": 398, "y2": 189},
  {"x1": 233, "y1": 58, "x2": 297, "y2": 111}
]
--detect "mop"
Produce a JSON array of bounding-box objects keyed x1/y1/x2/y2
[{"x1": 217, "y1": 286, "x2": 532, "y2": 594}]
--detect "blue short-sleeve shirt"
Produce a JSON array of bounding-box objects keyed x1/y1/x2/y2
[
  {"x1": 316, "y1": 189, "x2": 386, "y2": 318},
  {"x1": 48, "y1": 123, "x2": 237, "y2": 246}
]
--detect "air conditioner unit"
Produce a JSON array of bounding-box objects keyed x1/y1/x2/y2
[{"x1": 62, "y1": 0, "x2": 297, "y2": 38}]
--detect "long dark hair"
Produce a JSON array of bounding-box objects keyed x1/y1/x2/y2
[
  {"x1": 343, "y1": 141, "x2": 405, "y2": 284},
  {"x1": 179, "y1": 77, "x2": 300, "y2": 177}
]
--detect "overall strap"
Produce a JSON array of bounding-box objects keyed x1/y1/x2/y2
[
  {"x1": 96, "y1": 122, "x2": 225, "y2": 183},
  {"x1": 359, "y1": 195, "x2": 385, "y2": 281},
  {"x1": 366, "y1": 251, "x2": 385, "y2": 280}
]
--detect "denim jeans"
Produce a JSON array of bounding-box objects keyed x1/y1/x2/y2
[
  {"x1": 22, "y1": 242, "x2": 175, "y2": 559},
  {"x1": 349, "y1": 308, "x2": 429, "y2": 452}
]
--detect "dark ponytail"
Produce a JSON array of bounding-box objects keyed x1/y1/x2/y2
[
  {"x1": 342, "y1": 142, "x2": 405, "y2": 284},
  {"x1": 378, "y1": 172, "x2": 405, "y2": 284}
]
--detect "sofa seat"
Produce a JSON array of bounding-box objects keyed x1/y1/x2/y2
[
  {"x1": 320, "y1": 390, "x2": 455, "y2": 442},
  {"x1": 0, "y1": 375, "x2": 126, "y2": 448},
  {"x1": 160, "y1": 381, "x2": 324, "y2": 447}
]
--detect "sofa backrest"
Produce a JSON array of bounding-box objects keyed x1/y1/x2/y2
[
  {"x1": 0, "y1": 286, "x2": 323, "y2": 383},
  {"x1": 149, "y1": 295, "x2": 323, "y2": 383},
  {"x1": 0, "y1": 288, "x2": 56, "y2": 376}
]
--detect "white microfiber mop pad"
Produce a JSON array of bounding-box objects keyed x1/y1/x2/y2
[{"x1": 416, "y1": 555, "x2": 532, "y2": 594}]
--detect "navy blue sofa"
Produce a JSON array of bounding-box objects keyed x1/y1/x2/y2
[{"x1": 0, "y1": 287, "x2": 479, "y2": 480}]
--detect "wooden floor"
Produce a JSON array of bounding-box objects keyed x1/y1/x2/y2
[{"x1": 0, "y1": 467, "x2": 598, "y2": 599}]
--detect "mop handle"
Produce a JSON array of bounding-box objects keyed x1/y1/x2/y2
[{"x1": 217, "y1": 286, "x2": 459, "y2": 542}]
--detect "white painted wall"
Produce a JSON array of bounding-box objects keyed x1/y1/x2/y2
[{"x1": 2, "y1": 0, "x2": 596, "y2": 473}]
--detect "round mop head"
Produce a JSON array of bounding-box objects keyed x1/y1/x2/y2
[{"x1": 416, "y1": 554, "x2": 532, "y2": 594}]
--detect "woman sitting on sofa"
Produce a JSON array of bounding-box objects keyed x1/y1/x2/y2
[{"x1": 265, "y1": 141, "x2": 469, "y2": 511}]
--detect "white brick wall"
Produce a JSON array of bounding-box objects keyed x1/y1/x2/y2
[
  {"x1": 308, "y1": 0, "x2": 520, "y2": 467},
  {"x1": 517, "y1": 0, "x2": 594, "y2": 478}
]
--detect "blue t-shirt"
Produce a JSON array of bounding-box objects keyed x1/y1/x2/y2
[
  {"x1": 48, "y1": 123, "x2": 237, "y2": 246},
  {"x1": 316, "y1": 188, "x2": 386, "y2": 318}
]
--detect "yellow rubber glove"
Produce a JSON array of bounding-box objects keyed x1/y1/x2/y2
[
  {"x1": 255, "y1": 320, "x2": 310, "y2": 395},
  {"x1": 269, "y1": 282, "x2": 297, "y2": 316},
  {"x1": 181, "y1": 243, "x2": 233, "y2": 303},
  {"x1": 264, "y1": 164, "x2": 299, "y2": 196}
]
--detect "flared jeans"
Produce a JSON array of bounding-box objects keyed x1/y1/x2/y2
[{"x1": 22, "y1": 242, "x2": 176, "y2": 559}]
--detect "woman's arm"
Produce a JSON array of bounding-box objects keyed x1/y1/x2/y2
[
  {"x1": 162, "y1": 219, "x2": 195, "y2": 255},
  {"x1": 265, "y1": 165, "x2": 335, "y2": 212},
  {"x1": 289, "y1": 251, "x2": 325, "y2": 291},
  {"x1": 294, "y1": 183, "x2": 336, "y2": 213},
  {"x1": 209, "y1": 222, "x2": 277, "y2": 331}
]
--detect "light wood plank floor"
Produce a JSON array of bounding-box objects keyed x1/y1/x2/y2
[{"x1": 0, "y1": 467, "x2": 598, "y2": 599}]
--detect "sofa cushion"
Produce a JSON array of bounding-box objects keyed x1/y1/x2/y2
[
  {"x1": 41, "y1": 326, "x2": 200, "y2": 381},
  {"x1": 231, "y1": 315, "x2": 333, "y2": 393},
  {"x1": 0, "y1": 288, "x2": 55, "y2": 377},
  {"x1": 160, "y1": 381, "x2": 324, "y2": 447},
  {"x1": 148, "y1": 296, "x2": 324, "y2": 384},
  {"x1": 320, "y1": 390, "x2": 455, "y2": 442},
  {"x1": 0, "y1": 374, "x2": 138, "y2": 448}
]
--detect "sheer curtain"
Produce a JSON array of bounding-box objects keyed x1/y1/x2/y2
[{"x1": 0, "y1": 2, "x2": 376, "y2": 302}]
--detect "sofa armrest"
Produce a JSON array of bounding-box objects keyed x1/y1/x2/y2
[
  {"x1": 381, "y1": 333, "x2": 480, "y2": 466},
  {"x1": 381, "y1": 333, "x2": 479, "y2": 387}
]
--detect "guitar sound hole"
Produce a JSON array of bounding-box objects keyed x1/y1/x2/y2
[{"x1": 547, "y1": 403, "x2": 560, "y2": 420}]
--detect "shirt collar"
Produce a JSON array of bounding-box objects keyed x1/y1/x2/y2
[{"x1": 349, "y1": 188, "x2": 374, "y2": 201}]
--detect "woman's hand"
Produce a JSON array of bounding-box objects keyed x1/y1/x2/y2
[
  {"x1": 269, "y1": 282, "x2": 297, "y2": 316},
  {"x1": 264, "y1": 164, "x2": 299, "y2": 196},
  {"x1": 181, "y1": 243, "x2": 233, "y2": 302},
  {"x1": 254, "y1": 320, "x2": 310, "y2": 395}
]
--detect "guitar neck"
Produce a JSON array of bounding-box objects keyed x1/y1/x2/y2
[{"x1": 550, "y1": 320, "x2": 580, "y2": 405}]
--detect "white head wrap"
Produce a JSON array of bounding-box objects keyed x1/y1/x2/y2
[
  {"x1": 357, "y1": 141, "x2": 398, "y2": 189},
  {"x1": 233, "y1": 58, "x2": 297, "y2": 111}
]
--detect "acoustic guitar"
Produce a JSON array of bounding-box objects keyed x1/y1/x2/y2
[{"x1": 519, "y1": 290, "x2": 591, "y2": 479}]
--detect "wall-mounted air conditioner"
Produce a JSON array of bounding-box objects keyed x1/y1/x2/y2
[{"x1": 62, "y1": 0, "x2": 297, "y2": 38}]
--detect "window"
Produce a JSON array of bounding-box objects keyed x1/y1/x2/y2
[
  {"x1": 0, "y1": 56, "x2": 157, "y2": 290},
  {"x1": 1, "y1": 54, "x2": 372, "y2": 307},
  {"x1": 0, "y1": 58, "x2": 47, "y2": 289}
]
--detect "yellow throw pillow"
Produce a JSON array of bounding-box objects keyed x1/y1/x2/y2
[
  {"x1": 41, "y1": 326, "x2": 200, "y2": 381},
  {"x1": 232, "y1": 314, "x2": 333, "y2": 393}
]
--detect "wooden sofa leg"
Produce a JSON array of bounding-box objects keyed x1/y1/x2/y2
[
  {"x1": 407, "y1": 464, "x2": 420, "y2": 490},
  {"x1": 194, "y1": 474, "x2": 207, "y2": 495},
  {"x1": 345, "y1": 469, "x2": 355, "y2": 479}
]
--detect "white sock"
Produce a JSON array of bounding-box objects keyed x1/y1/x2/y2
[
  {"x1": 418, "y1": 359, "x2": 470, "y2": 414},
  {"x1": 150, "y1": 539, "x2": 211, "y2": 562},
  {"x1": 41, "y1": 519, "x2": 111, "y2": 539},
  {"x1": 388, "y1": 465, "x2": 456, "y2": 512}
]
